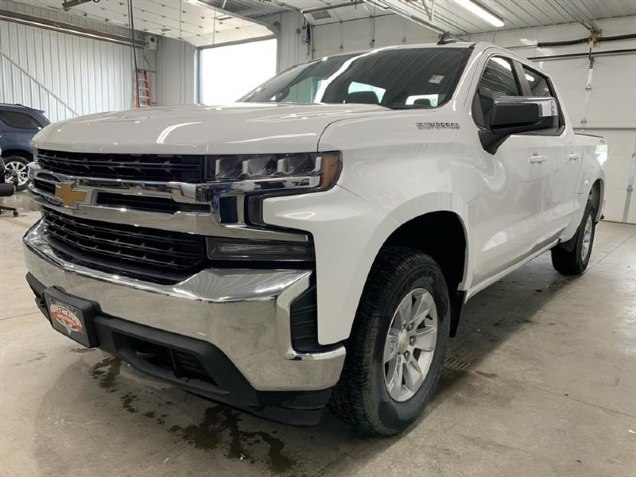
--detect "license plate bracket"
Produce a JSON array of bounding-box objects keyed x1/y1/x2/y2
[{"x1": 43, "y1": 287, "x2": 98, "y2": 348}]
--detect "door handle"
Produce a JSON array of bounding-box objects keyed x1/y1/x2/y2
[
  {"x1": 529, "y1": 154, "x2": 546, "y2": 164},
  {"x1": 568, "y1": 153, "x2": 581, "y2": 161}
]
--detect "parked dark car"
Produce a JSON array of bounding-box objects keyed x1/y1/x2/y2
[{"x1": 0, "y1": 104, "x2": 50, "y2": 191}]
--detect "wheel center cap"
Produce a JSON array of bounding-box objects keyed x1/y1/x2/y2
[{"x1": 398, "y1": 331, "x2": 410, "y2": 353}]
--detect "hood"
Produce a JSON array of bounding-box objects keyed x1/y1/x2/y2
[{"x1": 32, "y1": 103, "x2": 388, "y2": 155}]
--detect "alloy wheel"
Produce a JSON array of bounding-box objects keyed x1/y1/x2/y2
[
  {"x1": 383, "y1": 288, "x2": 438, "y2": 402},
  {"x1": 581, "y1": 214, "x2": 593, "y2": 262},
  {"x1": 4, "y1": 160, "x2": 29, "y2": 187}
]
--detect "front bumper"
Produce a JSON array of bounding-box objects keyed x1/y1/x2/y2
[{"x1": 23, "y1": 221, "x2": 346, "y2": 422}]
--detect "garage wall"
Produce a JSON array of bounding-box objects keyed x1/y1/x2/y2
[
  {"x1": 271, "y1": 12, "x2": 438, "y2": 69},
  {"x1": 275, "y1": 14, "x2": 636, "y2": 223},
  {"x1": 530, "y1": 55, "x2": 635, "y2": 224},
  {"x1": 0, "y1": 0, "x2": 136, "y2": 123},
  {"x1": 272, "y1": 11, "x2": 307, "y2": 73},
  {"x1": 155, "y1": 36, "x2": 196, "y2": 106}
]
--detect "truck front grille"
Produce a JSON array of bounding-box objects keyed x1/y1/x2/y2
[
  {"x1": 37, "y1": 149, "x2": 205, "y2": 183},
  {"x1": 95, "y1": 192, "x2": 211, "y2": 214},
  {"x1": 42, "y1": 208, "x2": 207, "y2": 284}
]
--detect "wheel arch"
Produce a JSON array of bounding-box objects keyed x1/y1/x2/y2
[
  {"x1": 368, "y1": 209, "x2": 470, "y2": 337},
  {"x1": 590, "y1": 178, "x2": 603, "y2": 222},
  {"x1": 1, "y1": 148, "x2": 33, "y2": 160}
]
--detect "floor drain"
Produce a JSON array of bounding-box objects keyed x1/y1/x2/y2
[{"x1": 443, "y1": 357, "x2": 471, "y2": 372}]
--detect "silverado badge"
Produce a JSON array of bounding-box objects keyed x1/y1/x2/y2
[
  {"x1": 416, "y1": 122, "x2": 460, "y2": 130},
  {"x1": 55, "y1": 183, "x2": 86, "y2": 208}
]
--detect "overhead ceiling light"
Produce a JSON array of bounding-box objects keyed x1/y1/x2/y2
[{"x1": 454, "y1": 0, "x2": 504, "y2": 28}]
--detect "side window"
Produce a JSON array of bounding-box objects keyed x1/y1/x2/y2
[
  {"x1": 522, "y1": 65, "x2": 564, "y2": 129},
  {"x1": 473, "y1": 57, "x2": 522, "y2": 128},
  {"x1": 0, "y1": 111, "x2": 42, "y2": 130},
  {"x1": 522, "y1": 67, "x2": 551, "y2": 97}
]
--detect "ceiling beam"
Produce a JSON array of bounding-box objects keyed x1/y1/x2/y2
[
  {"x1": 364, "y1": 0, "x2": 445, "y2": 34},
  {"x1": 553, "y1": 0, "x2": 601, "y2": 33},
  {"x1": 301, "y1": 1, "x2": 366, "y2": 15},
  {"x1": 0, "y1": 8, "x2": 146, "y2": 48}
]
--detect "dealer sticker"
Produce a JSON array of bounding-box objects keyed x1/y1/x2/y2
[{"x1": 49, "y1": 303, "x2": 83, "y2": 335}]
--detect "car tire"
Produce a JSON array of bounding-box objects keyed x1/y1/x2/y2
[
  {"x1": 3, "y1": 155, "x2": 31, "y2": 191},
  {"x1": 551, "y1": 200, "x2": 596, "y2": 275},
  {"x1": 329, "y1": 246, "x2": 450, "y2": 436}
]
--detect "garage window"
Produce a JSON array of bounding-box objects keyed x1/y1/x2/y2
[{"x1": 198, "y1": 39, "x2": 277, "y2": 105}]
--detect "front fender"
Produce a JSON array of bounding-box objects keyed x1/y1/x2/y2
[
  {"x1": 263, "y1": 185, "x2": 399, "y2": 345},
  {"x1": 383, "y1": 191, "x2": 473, "y2": 289},
  {"x1": 263, "y1": 186, "x2": 472, "y2": 345}
]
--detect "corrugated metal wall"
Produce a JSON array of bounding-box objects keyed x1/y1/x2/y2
[{"x1": 0, "y1": 19, "x2": 134, "y2": 123}]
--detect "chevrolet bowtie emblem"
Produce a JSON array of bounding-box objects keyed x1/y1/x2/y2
[{"x1": 55, "y1": 183, "x2": 86, "y2": 208}]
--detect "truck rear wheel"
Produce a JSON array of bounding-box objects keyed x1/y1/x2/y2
[
  {"x1": 551, "y1": 200, "x2": 596, "y2": 275},
  {"x1": 329, "y1": 247, "x2": 450, "y2": 436}
]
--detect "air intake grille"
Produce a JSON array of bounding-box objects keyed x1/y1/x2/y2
[
  {"x1": 41, "y1": 208, "x2": 207, "y2": 283},
  {"x1": 37, "y1": 149, "x2": 205, "y2": 182}
]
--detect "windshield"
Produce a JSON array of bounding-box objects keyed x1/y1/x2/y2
[{"x1": 240, "y1": 47, "x2": 471, "y2": 110}]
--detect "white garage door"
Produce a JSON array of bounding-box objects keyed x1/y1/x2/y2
[{"x1": 538, "y1": 54, "x2": 636, "y2": 224}]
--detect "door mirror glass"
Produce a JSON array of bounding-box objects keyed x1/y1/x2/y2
[{"x1": 479, "y1": 96, "x2": 559, "y2": 153}]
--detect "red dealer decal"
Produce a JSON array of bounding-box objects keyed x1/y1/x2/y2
[{"x1": 49, "y1": 303, "x2": 83, "y2": 334}]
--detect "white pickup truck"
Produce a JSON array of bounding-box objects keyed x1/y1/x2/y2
[{"x1": 24, "y1": 41, "x2": 606, "y2": 436}]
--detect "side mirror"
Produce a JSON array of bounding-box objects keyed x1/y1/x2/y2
[{"x1": 479, "y1": 96, "x2": 559, "y2": 153}]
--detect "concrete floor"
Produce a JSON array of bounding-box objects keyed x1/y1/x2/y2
[{"x1": 1, "y1": 192, "x2": 635, "y2": 477}]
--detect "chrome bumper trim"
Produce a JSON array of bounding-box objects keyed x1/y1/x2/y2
[{"x1": 23, "y1": 221, "x2": 345, "y2": 391}]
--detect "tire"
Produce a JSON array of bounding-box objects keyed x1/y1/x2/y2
[
  {"x1": 3, "y1": 155, "x2": 31, "y2": 191},
  {"x1": 329, "y1": 246, "x2": 450, "y2": 436},
  {"x1": 551, "y1": 200, "x2": 596, "y2": 275}
]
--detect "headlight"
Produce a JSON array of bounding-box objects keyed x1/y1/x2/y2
[
  {"x1": 206, "y1": 152, "x2": 341, "y2": 192},
  {"x1": 205, "y1": 152, "x2": 340, "y2": 261}
]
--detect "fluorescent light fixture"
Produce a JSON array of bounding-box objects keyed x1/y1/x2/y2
[{"x1": 454, "y1": 0, "x2": 504, "y2": 28}]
